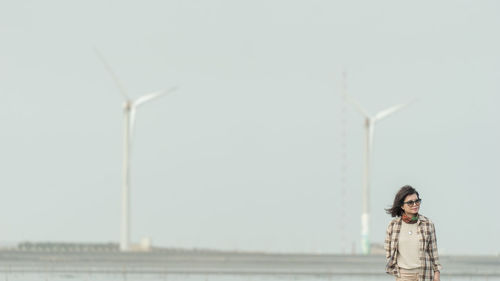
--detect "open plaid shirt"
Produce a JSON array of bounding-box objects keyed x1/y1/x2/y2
[{"x1": 385, "y1": 214, "x2": 442, "y2": 281}]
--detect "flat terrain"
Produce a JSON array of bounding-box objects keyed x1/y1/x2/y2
[{"x1": 0, "y1": 250, "x2": 499, "y2": 277}]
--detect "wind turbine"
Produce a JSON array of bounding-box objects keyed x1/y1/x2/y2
[
  {"x1": 95, "y1": 49, "x2": 177, "y2": 251},
  {"x1": 341, "y1": 72, "x2": 413, "y2": 255}
]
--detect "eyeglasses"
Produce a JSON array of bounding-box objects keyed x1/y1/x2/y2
[{"x1": 403, "y1": 199, "x2": 422, "y2": 206}]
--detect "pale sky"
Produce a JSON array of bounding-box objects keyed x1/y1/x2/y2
[{"x1": 1, "y1": 0, "x2": 499, "y2": 255}]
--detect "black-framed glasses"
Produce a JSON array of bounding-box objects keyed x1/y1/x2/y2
[{"x1": 403, "y1": 199, "x2": 422, "y2": 206}]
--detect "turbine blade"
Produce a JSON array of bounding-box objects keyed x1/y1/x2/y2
[
  {"x1": 345, "y1": 95, "x2": 371, "y2": 118},
  {"x1": 129, "y1": 107, "x2": 136, "y2": 139},
  {"x1": 94, "y1": 48, "x2": 129, "y2": 100},
  {"x1": 340, "y1": 70, "x2": 370, "y2": 118},
  {"x1": 368, "y1": 121, "x2": 375, "y2": 153},
  {"x1": 374, "y1": 99, "x2": 416, "y2": 121},
  {"x1": 134, "y1": 86, "x2": 178, "y2": 107}
]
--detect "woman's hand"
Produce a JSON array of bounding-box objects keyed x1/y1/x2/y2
[{"x1": 433, "y1": 271, "x2": 440, "y2": 281}]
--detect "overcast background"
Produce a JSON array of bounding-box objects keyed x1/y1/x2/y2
[{"x1": 0, "y1": 0, "x2": 499, "y2": 256}]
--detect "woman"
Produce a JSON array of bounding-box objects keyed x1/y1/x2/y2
[{"x1": 384, "y1": 185, "x2": 442, "y2": 281}]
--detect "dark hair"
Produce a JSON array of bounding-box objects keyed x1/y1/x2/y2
[{"x1": 385, "y1": 185, "x2": 420, "y2": 217}]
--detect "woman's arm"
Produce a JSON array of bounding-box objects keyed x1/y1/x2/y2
[{"x1": 428, "y1": 222, "x2": 443, "y2": 273}]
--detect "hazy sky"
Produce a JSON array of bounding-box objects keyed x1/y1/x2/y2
[{"x1": 1, "y1": 0, "x2": 499, "y2": 255}]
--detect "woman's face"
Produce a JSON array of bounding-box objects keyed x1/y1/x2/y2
[{"x1": 401, "y1": 193, "x2": 420, "y2": 216}]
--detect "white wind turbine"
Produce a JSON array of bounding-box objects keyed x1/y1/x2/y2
[
  {"x1": 341, "y1": 72, "x2": 414, "y2": 255},
  {"x1": 95, "y1": 49, "x2": 177, "y2": 251}
]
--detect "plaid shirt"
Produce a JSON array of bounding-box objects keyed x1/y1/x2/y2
[{"x1": 385, "y1": 214, "x2": 442, "y2": 281}]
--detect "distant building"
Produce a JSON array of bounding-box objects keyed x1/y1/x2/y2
[
  {"x1": 15, "y1": 238, "x2": 154, "y2": 252},
  {"x1": 17, "y1": 242, "x2": 119, "y2": 252},
  {"x1": 129, "y1": 237, "x2": 153, "y2": 252}
]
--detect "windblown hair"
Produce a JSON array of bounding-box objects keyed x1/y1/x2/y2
[{"x1": 385, "y1": 185, "x2": 420, "y2": 217}]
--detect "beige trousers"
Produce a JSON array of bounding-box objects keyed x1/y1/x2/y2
[
  {"x1": 396, "y1": 268, "x2": 419, "y2": 281},
  {"x1": 396, "y1": 269, "x2": 419, "y2": 281},
  {"x1": 396, "y1": 272, "x2": 419, "y2": 281}
]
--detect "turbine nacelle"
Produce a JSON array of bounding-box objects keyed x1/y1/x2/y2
[{"x1": 123, "y1": 100, "x2": 133, "y2": 111}]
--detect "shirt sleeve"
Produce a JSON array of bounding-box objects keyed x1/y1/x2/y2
[
  {"x1": 384, "y1": 222, "x2": 393, "y2": 261},
  {"x1": 428, "y1": 222, "x2": 443, "y2": 272}
]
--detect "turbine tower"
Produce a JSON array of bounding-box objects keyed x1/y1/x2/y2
[
  {"x1": 341, "y1": 72, "x2": 413, "y2": 255},
  {"x1": 95, "y1": 49, "x2": 177, "y2": 251}
]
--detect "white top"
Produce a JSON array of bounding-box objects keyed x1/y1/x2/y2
[{"x1": 397, "y1": 221, "x2": 421, "y2": 269}]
